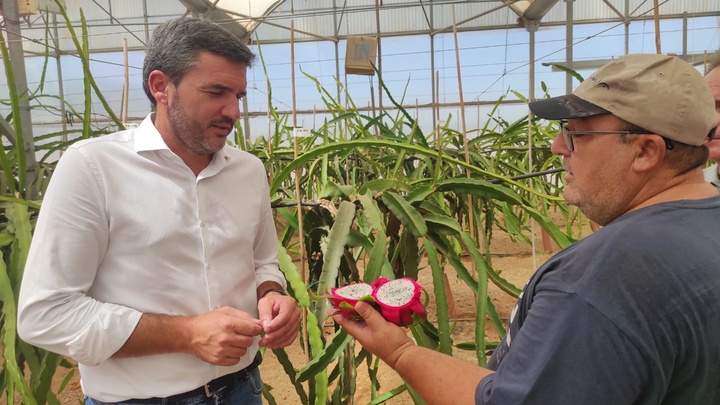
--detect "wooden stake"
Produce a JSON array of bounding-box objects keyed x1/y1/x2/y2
[
  {"x1": 375, "y1": 0, "x2": 383, "y2": 112},
  {"x1": 653, "y1": 0, "x2": 661, "y2": 54},
  {"x1": 451, "y1": 5, "x2": 477, "y2": 261},
  {"x1": 121, "y1": 38, "x2": 128, "y2": 123},
  {"x1": 369, "y1": 77, "x2": 379, "y2": 137},
  {"x1": 435, "y1": 71, "x2": 441, "y2": 150},
  {"x1": 434, "y1": 70, "x2": 457, "y2": 317},
  {"x1": 290, "y1": 19, "x2": 311, "y2": 364}
]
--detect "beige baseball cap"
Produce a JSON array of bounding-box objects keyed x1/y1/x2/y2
[{"x1": 529, "y1": 53, "x2": 717, "y2": 146}]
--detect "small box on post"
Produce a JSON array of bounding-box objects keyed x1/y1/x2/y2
[
  {"x1": 345, "y1": 36, "x2": 378, "y2": 76},
  {"x1": 2, "y1": 0, "x2": 67, "y2": 16},
  {"x1": 16, "y1": 0, "x2": 38, "y2": 15}
]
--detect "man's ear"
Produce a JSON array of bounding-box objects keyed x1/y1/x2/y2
[
  {"x1": 147, "y1": 70, "x2": 172, "y2": 106},
  {"x1": 631, "y1": 134, "x2": 666, "y2": 173}
]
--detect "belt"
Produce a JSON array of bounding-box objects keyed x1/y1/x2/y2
[{"x1": 125, "y1": 353, "x2": 263, "y2": 404}]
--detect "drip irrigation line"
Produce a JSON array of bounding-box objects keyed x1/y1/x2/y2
[
  {"x1": 495, "y1": 167, "x2": 563, "y2": 183},
  {"x1": 270, "y1": 167, "x2": 565, "y2": 208}
]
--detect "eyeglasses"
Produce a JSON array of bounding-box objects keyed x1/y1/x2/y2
[{"x1": 558, "y1": 120, "x2": 652, "y2": 152}]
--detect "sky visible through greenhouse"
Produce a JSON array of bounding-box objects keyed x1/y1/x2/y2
[{"x1": 3, "y1": 12, "x2": 720, "y2": 147}]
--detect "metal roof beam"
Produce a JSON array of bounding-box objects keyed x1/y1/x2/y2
[{"x1": 549, "y1": 52, "x2": 712, "y2": 72}]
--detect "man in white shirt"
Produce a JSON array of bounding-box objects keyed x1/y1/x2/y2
[
  {"x1": 705, "y1": 60, "x2": 720, "y2": 187},
  {"x1": 17, "y1": 17, "x2": 300, "y2": 404}
]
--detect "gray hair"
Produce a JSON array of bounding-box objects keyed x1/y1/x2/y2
[{"x1": 142, "y1": 17, "x2": 256, "y2": 106}]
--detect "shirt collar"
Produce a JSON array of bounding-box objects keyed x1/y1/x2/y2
[
  {"x1": 133, "y1": 113, "x2": 231, "y2": 172},
  {"x1": 134, "y1": 113, "x2": 169, "y2": 153}
]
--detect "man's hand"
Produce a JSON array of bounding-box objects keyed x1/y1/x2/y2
[
  {"x1": 186, "y1": 307, "x2": 263, "y2": 366},
  {"x1": 257, "y1": 292, "x2": 301, "y2": 348},
  {"x1": 330, "y1": 301, "x2": 415, "y2": 369}
]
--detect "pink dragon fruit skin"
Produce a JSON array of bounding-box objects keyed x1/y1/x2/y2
[
  {"x1": 370, "y1": 277, "x2": 390, "y2": 290},
  {"x1": 371, "y1": 277, "x2": 427, "y2": 326},
  {"x1": 327, "y1": 282, "x2": 374, "y2": 318}
]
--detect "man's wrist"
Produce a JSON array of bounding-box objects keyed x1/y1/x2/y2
[{"x1": 260, "y1": 288, "x2": 287, "y2": 298}]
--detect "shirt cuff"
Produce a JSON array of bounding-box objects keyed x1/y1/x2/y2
[{"x1": 67, "y1": 304, "x2": 143, "y2": 366}]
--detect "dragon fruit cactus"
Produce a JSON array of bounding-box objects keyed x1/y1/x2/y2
[
  {"x1": 327, "y1": 282, "x2": 374, "y2": 318},
  {"x1": 371, "y1": 277, "x2": 427, "y2": 326}
]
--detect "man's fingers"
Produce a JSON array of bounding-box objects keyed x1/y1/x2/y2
[
  {"x1": 220, "y1": 306, "x2": 262, "y2": 324},
  {"x1": 354, "y1": 302, "x2": 381, "y2": 323},
  {"x1": 233, "y1": 320, "x2": 263, "y2": 336}
]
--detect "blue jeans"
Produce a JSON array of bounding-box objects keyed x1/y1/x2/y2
[{"x1": 85, "y1": 366, "x2": 263, "y2": 405}]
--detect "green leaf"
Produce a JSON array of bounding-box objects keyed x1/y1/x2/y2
[
  {"x1": 357, "y1": 178, "x2": 410, "y2": 194},
  {"x1": 540, "y1": 62, "x2": 585, "y2": 83},
  {"x1": 357, "y1": 192, "x2": 385, "y2": 234},
  {"x1": 423, "y1": 240, "x2": 452, "y2": 355},
  {"x1": 271, "y1": 348, "x2": 309, "y2": 404},
  {"x1": 523, "y1": 204, "x2": 575, "y2": 248},
  {"x1": 346, "y1": 228, "x2": 372, "y2": 250},
  {"x1": 461, "y1": 234, "x2": 521, "y2": 298},
  {"x1": 364, "y1": 233, "x2": 391, "y2": 283},
  {"x1": 269, "y1": 139, "x2": 538, "y2": 196},
  {"x1": 314, "y1": 201, "x2": 357, "y2": 323},
  {"x1": 295, "y1": 328, "x2": 353, "y2": 382},
  {"x1": 405, "y1": 185, "x2": 434, "y2": 204},
  {"x1": 381, "y1": 191, "x2": 427, "y2": 237},
  {"x1": 436, "y1": 177, "x2": 524, "y2": 205},
  {"x1": 0, "y1": 250, "x2": 37, "y2": 405},
  {"x1": 423, "y1": 213, "x2": 463, "y2": 235},
  {"x1": 367, "y1": 384, "x2": 408, "y2": 404}
]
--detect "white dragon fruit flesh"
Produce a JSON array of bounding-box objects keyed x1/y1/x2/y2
[
  {"x1": 371, "y1": 277, "x2": 427, "y2": 326},
  {"x1": 327, "y1": 282, "x2": 374, "y2": 317}
]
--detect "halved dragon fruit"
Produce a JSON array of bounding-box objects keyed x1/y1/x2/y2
[
  {"x1": 371, "y1": 277, "x2": 427, "y2": 326},
  {"x1": 327, "y1": 282, "x2": 374, "y2": 318}
]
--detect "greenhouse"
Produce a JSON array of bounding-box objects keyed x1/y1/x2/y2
[{"x1": 1, "y1": 0, "x2": 720, "y2": 404}]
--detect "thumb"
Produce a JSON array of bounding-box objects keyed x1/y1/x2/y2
[
  {"x1": 354, "y1": 302, "x2": 383, "y2": 325},
  {"x1": 257, "y1": 298, "x2": 275, "y2": 324}
]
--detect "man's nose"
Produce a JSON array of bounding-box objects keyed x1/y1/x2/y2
[
  {"x1": 550, "y1": 131, "x2": 569, "y2": 155},
  {"x1": 223, "y1": 98, "x2": 241, "y2": 122}
]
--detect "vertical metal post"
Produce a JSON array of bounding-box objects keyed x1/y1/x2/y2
[
  {"x1": 528, "y1": 24, "x2": 538, "y2": 267},
  {"x1": 3, "y1": 0, "x2": 37, "y2": 198},
  {"x1": 652, "y1": 0, "x2": 661, "y2": 54},
  {"x1": 430, "y1": 33, "x2": 436, "y2": 129},
  {"x1": 430, "y1": 3, "x2": 436, "y2": 130},
  {"x1": 624, "y1": 0, "x2": 630, "y2": 54},
  {"x1": 565, "y1": 0, "x2": 574, "y2": 94},
  {"x1": 333, "y1": 0, "x2": 341, "y2": 102},
  {"x1": 242, "y1": 95, "x2": 251, "y2": 146},
  {"x1": 682, "y1": 12, "x2": 687, "y2": 58},
  {"x1": 143, "y1": 0, "x2": 150, "y2": 44},
  {"x1": 53, "y1": 14, "x2": 67, "y2": 148},
  {"x1": 374, "y1": 0, "x2": 382, "y2": 112}
]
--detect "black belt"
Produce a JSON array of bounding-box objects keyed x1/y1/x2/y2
[{"x1": 125, "y1": 353, "x2": 263, "y2": 404}]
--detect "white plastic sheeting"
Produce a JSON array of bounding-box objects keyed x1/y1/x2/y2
[{"x1": 213, "y1": 0, "x2": 285, "y2": 32}]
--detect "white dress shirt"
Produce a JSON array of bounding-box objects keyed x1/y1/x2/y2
[{"x1": 17, "y1": 114, "x2": 286, "y2": 401}]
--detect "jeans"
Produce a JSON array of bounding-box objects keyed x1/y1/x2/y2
[{"x1": 85, "y1": 366, "x2": 263, "y2": 405}]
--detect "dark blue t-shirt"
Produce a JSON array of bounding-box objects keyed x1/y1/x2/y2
[{"x1": 477, "y1": 196, "x2": 720, "y2": 404}]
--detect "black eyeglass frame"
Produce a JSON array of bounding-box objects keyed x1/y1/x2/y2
[{"x1": 557, "y1": 120, "x2": 674, "y2": 152}]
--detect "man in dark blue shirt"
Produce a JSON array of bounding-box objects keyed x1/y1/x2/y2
[{"x1": 333, "y1": 54, "x2": 720, "y2": 404}]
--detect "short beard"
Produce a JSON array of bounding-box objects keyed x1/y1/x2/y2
[{"x1": 168, "y1": 93, "x2": 224, "y2": 155}]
